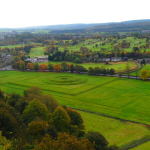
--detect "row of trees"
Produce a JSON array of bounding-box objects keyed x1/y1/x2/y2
[
  {"x1": 13, "y1": 61, "x2": 116, "y2": 75},
  {"x1": 46, "y1": 46, "x2": 150, "y2": 64},
  {"x1": 0, "y1": 87, "x2": 118, "y2": 150}
]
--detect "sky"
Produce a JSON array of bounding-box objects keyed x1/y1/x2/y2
[{"x1": 0, "y1": 0, "x2": 150, "y2": 28}]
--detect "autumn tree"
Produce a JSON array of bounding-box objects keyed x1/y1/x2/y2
[
  {"x1": 34, "y1": 133, "x2": 94, "y2": 150},
  {"x1": 27, "y1": 121, "x2": 49, "y2": 141},
  {"x1": 39, "y1": 64, "x2": 48, "y2": 71},
  {"x1": 52, "y1": 106, "x2": 70, "y2": 132},
  {"x1": 22, "y1": 100, "x2": 49, "y2": 124},
  {"x1": 53, "y1": 64, "x2": 61, "y2": 72},
  {"x1": 140, "y1": 70, "x2": 150, "y2": 80}
]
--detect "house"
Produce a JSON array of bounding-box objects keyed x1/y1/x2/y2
[{"x1": 26, "y1": 56, "x2": 48, "y2": 63}]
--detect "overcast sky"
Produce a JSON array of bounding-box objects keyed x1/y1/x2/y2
[{"x1": 0, "y1": 0, "x2": 149, "y2": 28}]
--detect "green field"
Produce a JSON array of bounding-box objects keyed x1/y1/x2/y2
[
  {"x1": 58, "y1": 37, "x2": 150, "y2": 53},
  {"x1": 80, "y1": 111, "x2": 149, "y2": 147},
  {"x1": 0, "y1": 71, "x2": 149, "y2": 124},
  {"x1": 0, "y1": 44, "x2": 23, "y2": 48},
  {"x1": 29, "y1": 46, "x2": 46, "y2": 57},
  {"x1": 131, "y1": 141, "x2": 150, "y2": 150},
  {"x1": 0, "y1": 71, "x2": 149, "y2": 148}
]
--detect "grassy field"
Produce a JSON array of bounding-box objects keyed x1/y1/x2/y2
[
  {"x1": 0, "y1": 71, "x2": 149, "y2": 124},
  {"x1": 29, "y1": 46, "x2": 46, "y2": 57},
  {"x1": 58, "y1": 37, "x2": 150, "y2": 53},
  {"x1": 0, "y1": 44, "x2": 23, "y2": 48},
  {"x1": 80, "y1": 111, "x2": 149, "y2": 147},
  {"x1": 130, "y1": 141, "x2": 150, "y2": 150},
  {"x1": 42, "y1": 61, "x2": 138, "y2": 73},
  {"x1": 0, "y1": 71, "x2": 149, "y2": 147}
]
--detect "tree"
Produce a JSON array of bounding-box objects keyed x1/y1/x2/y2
[
  {"x1": 66, "y1": 107, "x2": 84, "y2": 136},
  {"x1": 52, "y1": 106, "x2": 70, "y2": 132},
  {"x1": 0, "y1": 90, "x2": 5, "y2": 100},
  {"x1": 39, "y1": 64, "x2": 48, "y2": 71},
  {"x1": 140, "y1": 70, "x2": 150, "y2": 80},
  {"x1": 16, "y1": 60, "x2": 25, "y2": 71},
  {"x1": 40, "y1": 95, "x2": 58, "y2": 112},
  {"x1": 125, "y1": 62, "x2": 131, "y2": 78},
  {"x1": 34, "y1": 63, "x2": 39, "y2": 71},
  {"x1": 85, "y1": 132, "x2": 108, "y2": 150},
  {"x1": 22, "y1": 100, "x2": 49, "y2": 124},
  {"x1": 0, "y1": 108, "x2": 18, "y2": 138},
  {"x1": 66, "y1": 108, "x2": 84, "y2": 129},
  {"x1": 34, "y1": 133, "x2": 94, "y2": 150},
  {"x1": 61, "y1": 63, "x2": 68, "y2": 72},
  {"x1": 26, "y1": 63, "x2": 34, "y2": 70},
  {"x1": 27, "y1": 121, "x2": 49, "y2": 141},
  {"x1": 0, "y1": 131, "x2": 11, "y2": 150},
  {"x1": 53, "y1": 64, "x2": 61, "y2": 72},
  {"x1": 48, "y1": 63, "x2": 53, "y2": 71}
]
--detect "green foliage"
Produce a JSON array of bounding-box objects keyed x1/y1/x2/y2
[
  {"x1": 22, "y1": 100, "x2": 49, "y2": 124},
  {"x1": 0, "y1": 131, "x2": 11, "y2": 150},
  {"x1": 139, "y1": 70, "x2": 150, "y2": 80},
  {"x1": 34, "y1": 133, "x2": 94, "y2": 150},
  {"x1": 27, "y1": 121, "x2": 49, "y2": 141},
  {"x1": 86, "y1": 132, "x2": 108, "y2": 150},
  {"x1": 52, "y1": 106, "x2": 70, "y2": 132},
  {"x1": 0, "y1": 108, "x2": 18, "y2": 138}
]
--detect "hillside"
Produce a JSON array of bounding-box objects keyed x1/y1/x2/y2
[{"x1": 18, "y1": 19, "x2": 150, "y2": 33}]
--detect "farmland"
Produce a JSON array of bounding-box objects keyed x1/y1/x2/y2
[{"x1": 0, "y1": 71, "x2": 149, "y2": 148}]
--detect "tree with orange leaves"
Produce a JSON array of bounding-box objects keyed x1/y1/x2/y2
[
  {"x1": 39, "y1": 64, "x2": 48, "y2": 71},
  {"x1": 53, "y1": 64, "x2": 61, "y2": 72}
]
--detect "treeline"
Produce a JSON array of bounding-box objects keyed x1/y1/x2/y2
[
  {"x1": 46, "y1": 47, "x2": 150, "y2": 64},
  {"x1": 13, "y1": 61, "x2": 115, "y2": 75},
  {"x1": 0, "y1": 87, "x2": 118, "y2": 150}
]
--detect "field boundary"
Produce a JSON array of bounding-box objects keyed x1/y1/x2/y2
[
  {"x1": 73, "y1": 77, "x2": 119, "y2": 96},
  {"x1": 71, "y1": 107, "x2": 150, "y2": 126},
  {"x1": 6, "y1": 78, "x2": 119, "y2": 96},
  {"x1": 120, "y1": 136, "x2": 150, "y2": 150}
]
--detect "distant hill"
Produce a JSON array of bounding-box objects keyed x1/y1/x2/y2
[
  {"x1": 1, "y1": 19, "x2": 150, "y2": 33},
  {"x1": 87, "y1": 19, "x2": 150, "y2": 32}
]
